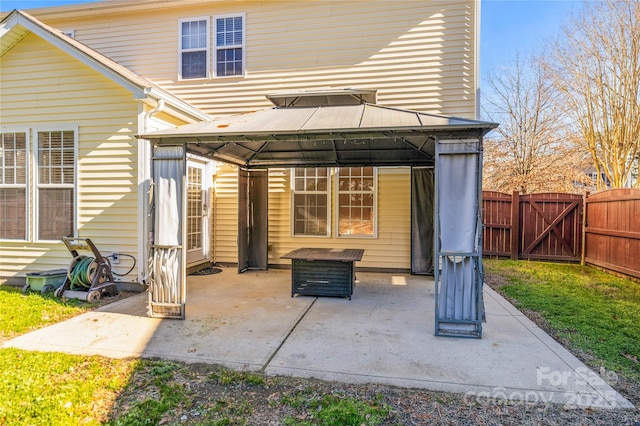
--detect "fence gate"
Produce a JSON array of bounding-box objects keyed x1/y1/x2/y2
[
  {"x1": 482, "y1": 191, "x2": 583, "y2": 262},
  {"x1": 519, "y1": 193, "x2": 582, "y2": 261}
]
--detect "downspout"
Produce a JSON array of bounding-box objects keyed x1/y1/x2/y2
[
  {"x1": 475, "y1": 0, "x2": 482, "y2": 120},
  {"x1": 147, "y1": 99, "x2": 166, "y2": 120}
]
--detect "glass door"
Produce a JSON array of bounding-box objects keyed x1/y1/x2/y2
[{"x1": 186, "y1": 161, "x2": 207, "y2": 265}]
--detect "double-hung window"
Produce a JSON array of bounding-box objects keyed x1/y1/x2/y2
[
  {"x1": 291, "y1": 168, "x2": 330, "y2": 236},
  {"x1": 0, "y1": 132, "x2": 28, "y2": 240},
  {"x1": 336, "y1": 167, "x2": 377, "y2": 237},
  {"x1": 180, "y1": 17, "x2": 209, "y2": 79},
  {"x1": 215, "y1": 14, "x2": 244, "y2": 77},
  {"x1": 37, "y1": 130, "x2": 75, "y2": 241}
]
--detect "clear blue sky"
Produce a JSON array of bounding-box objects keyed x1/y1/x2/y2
[{"x1": 1, "y1": 0, "x2": 580, "y2": 82}]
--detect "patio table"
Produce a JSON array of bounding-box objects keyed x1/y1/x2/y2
[{"x1": 281, "y1": 248, "x2": 364, "y2": 300}]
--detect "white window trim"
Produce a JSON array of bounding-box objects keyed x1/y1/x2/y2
[
  {"x1": 33, "y1": 126, "x2": 78, "y2": 242},
  {"x1": 0, "y1": 127, "x2": 30, "y2": 242},
  {"x1": 213, "y1": 12, "x2": 246, "y2": 78},
  {"x1": 290, "y1": 168, "x2": 331, "y2": 238},
  {"x1": 334, "y1": 167, "x2": 378, "y2": 239},
  {"x1": 178, "y1": 16, "x2": 211, "y2": 81}
]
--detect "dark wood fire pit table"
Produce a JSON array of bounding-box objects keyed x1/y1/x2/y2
[{"x1": 280, "y1": 248, "x2": 364, "y2": 300}]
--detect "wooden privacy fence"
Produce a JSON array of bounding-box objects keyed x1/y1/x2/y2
[
  {"x1": 584, "y1": 189, "x2": 640, "y2": 280},
  {"x1": 482, "y1": 189, "x2": 640, "y2": 280},
  {"x1": 482, "y1": 191, "x2": 583, "y2": 261}
]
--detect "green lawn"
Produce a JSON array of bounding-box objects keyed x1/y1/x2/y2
[
  {"x1": 0, "y1": 286, "x2": 90, "y2": 342},
  {"x1": 483, "y1": 259, "x2": 640, "y2": 382},
  {"x1": 0, "y1": 348, "x2": 135, "y2": 425},
  {"x1": 0, "y1": 286, "x2": 135, "y2": 425}
]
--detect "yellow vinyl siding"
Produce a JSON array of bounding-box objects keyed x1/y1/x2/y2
[
  {"x1": 42, "y1": 0, "x2": 477, "y2": 118},
  {"x1": 213, "y1": 166, "x2": 411, "y2": 270},
  {"x1": 212, "y1": 163, "x2": 239, "y2": 263},
  {"x1": 0, "y1": 32, "x2": 141, "y2": 279}
]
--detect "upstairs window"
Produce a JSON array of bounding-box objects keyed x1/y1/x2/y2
[
  {"x1": 0, "y1": 132, "x2": 28, "y2": 240},
  {"x1": 180, "y1": 17, "x2": 209, "y2": 79},
  {"x1": 37, "y1": 130, "x2": 76, "y2": 241},
  {"x1": 336, "y1": 167, "x2": 377, "y2": 237},
  {"x1": 215, "y1": 14, "x2": 244, "y2": 77},
  {"x1": 291, "y1": 168, "x2": 330, "y2": 236}
]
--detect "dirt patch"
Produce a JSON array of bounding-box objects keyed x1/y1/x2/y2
[{"x1": 109, "y1": 361, "x2": 640, "y2": 425}]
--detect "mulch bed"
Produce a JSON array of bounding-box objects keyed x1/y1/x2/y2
[{"x1": 189, "y1": 266, "x2": 223, "y2": 276}]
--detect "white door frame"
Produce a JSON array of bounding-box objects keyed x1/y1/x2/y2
[{"x1": 186, "y1": 156, "x2": 211, "y2": 265}]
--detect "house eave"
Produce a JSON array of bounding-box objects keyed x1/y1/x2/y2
[
  {"x1": 1, "y1": 10, "x2": 210, "y2": 125},
  {"x1": 1, "y1": 0, "x2": 243, "y2": 20}
]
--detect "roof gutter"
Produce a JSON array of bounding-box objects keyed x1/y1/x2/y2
[{"x1": 143, "y1": 87, "x2": 210, "y2": 124}]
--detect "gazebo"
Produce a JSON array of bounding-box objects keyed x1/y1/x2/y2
[{"x1": 140, "y1": 89, "x2": 497, "y2": 338}]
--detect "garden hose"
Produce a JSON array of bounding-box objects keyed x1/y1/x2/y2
[{"x1": 68, "y1": 256, "x2": 98, "y2": 290}]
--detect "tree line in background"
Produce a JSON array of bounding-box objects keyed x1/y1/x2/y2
[{"x1": 482, "y1": 0, "x2": 640, "y2": 193}]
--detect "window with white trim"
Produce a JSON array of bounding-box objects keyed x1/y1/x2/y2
[
  {"x1": 37, "y1": 130, "x2": 75, "y2": 241},
  {"x1": 215, "y1": 14, "x2": 244, "y2": 77},
  {"x1": 180, "y1": 17, "x2": 209, "y2": 79},
  {"x1": 336, "y1": 167, "x2": 377, "y2": 237},
  {"x1": 291, "y1": 168, "x2": 330, "y2": 236},
  {"x1": 0, "y1": 132, "x2": 28, "y2": 240}
]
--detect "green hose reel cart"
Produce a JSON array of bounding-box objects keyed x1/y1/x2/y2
[{"x1": 54, "y1": 237, "x2": 120, "y2": 302}]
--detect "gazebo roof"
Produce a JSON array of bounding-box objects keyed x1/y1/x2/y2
[{"x1": 140, "y1": 90, "x2": 497, "y2": 168}]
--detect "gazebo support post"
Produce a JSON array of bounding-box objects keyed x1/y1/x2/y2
[
  {"x1": 148, "y1": 144, "x2": 187, "y2": 319},
  {"x1": 434, "y1": 135, "x2": 484, "y2": 338}
]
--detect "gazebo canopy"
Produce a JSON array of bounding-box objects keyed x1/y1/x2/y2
[
  {"x1": 142, "y1": 88, "x2": 498, "y2": 338},
  {"x1": 140, "y1": 88, "x2": 496, "y2": 168}
]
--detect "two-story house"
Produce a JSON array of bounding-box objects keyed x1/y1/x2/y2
[{"x1": 1, "y1": 0, "x2": 495, "y2": 336}]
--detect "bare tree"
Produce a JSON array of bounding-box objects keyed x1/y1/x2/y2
[
  {"x1": 482, "y1": 54, "x2": 589, "y2": 193},
  {"x1": 546, "y1": 0, "x2": 640, "y2": 189}
]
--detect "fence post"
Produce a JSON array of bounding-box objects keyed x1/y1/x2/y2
[
  {"x1": 510, "y1": 191, "x2": 520, "y2": 260},
  {"x1": 581, "y1": 191, "x2": 589, "y2": 266}
]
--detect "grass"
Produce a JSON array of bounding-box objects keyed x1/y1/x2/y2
[
  {"x1": 281, "y1": 392, "x2": 389, "y2": 426},
  {"x1": 0, "y1": 285, "x2": 136, "y2": 425},
  {"x1": 0, "y1": 348, "x2": 135, "y2": 425},
  {"x1": 0, "y1": 286, "x2": 92, "y2": 342},
  {"x1": 484, "y1": 259, "x2": 640, "y2": 382},
  {"x1": 108, "y1": 360, "x2": 187, "y2": 426},
  {"x1": 208, "y1": 369, "x2": 265, "y2": 386}
]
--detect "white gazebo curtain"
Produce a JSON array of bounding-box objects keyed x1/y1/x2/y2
[
  {"x1": 434, "y1": 137, "x2": 485, "y2": 338},
  {"x1": 148, "y1": 145, "x2": 187, "y2": 319}
]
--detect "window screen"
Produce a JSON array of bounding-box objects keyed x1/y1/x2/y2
[
  {"x1": 37, "y1": 130, "x2": 75, "y2": 240},
  {"x1": 215, "y1": 15, "x2": 244, "y2": 77},
  {"x1": 181, "y1": 19, "x2": 208, "y2": 79},
  {"x1": 337, "y1": 167, "x2": 376, "y2": 237},
  {"x1": 0, "y1": 132, "x2": 27, "y2": 240},
  {"x1": 292, "y1": 168, "x2": 330, "y2": 236}
]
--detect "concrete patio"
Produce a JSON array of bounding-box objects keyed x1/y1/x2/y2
[{"x1": 3, "y1": 267, "x2": 632, "y2": 409}]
